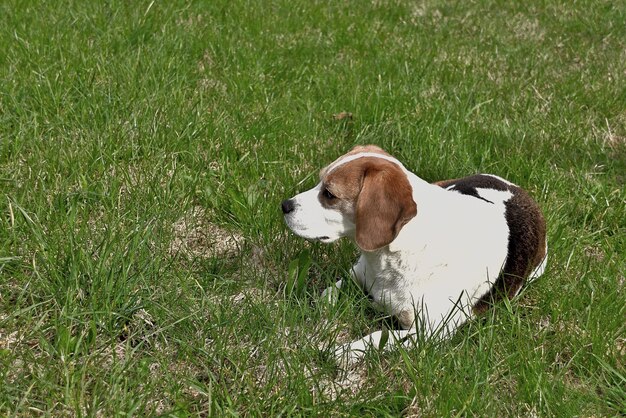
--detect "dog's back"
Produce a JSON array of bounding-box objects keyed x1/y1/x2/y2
[{"x1": 435, "y1": 174, "x2": 547, "y2": 313}]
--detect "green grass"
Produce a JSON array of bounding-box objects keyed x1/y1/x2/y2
[{"x1": 1, "y1": 0, "x2": 624, "y2": 415}]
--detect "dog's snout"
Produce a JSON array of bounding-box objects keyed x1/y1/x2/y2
[{"x1": 281, "y1": 199, "x2": 295, "y2": 214}]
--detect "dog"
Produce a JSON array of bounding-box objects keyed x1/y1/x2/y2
[{"x1": 281, "y1": 145, "x2": 547, "y2": 364}]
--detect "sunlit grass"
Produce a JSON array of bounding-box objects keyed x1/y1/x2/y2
[{"x1": 1, "y1": 0, "x2": 624, "y2": 415}]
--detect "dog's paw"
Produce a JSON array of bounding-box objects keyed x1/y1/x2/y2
[
  {"x1": 320, "y1": 279, "x2": 342, "y2": 306},
  {"x1": 333, "y1": 340, "x2": 369, "y2": 369}
]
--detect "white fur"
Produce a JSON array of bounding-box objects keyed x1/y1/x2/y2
[
  {"x1": 283, "y1": 182, "x2": 355, "y2": 243},
  {"x1": 483, "y1": 173, "x2": 515, "y2": 186},
  {"x1": 284, "y1": 152, "x2": 534, "y2": 367}
]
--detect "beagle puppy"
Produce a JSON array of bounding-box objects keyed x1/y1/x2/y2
[{"x1": 281, "y1": 145, "x2": 547, "y2": 365}]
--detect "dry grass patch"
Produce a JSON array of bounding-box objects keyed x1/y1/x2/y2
[
  {"x1": 510, "y1": 14, "x2": 546, "y2": 43},
  {"x1": 169, "y1": 206, "x2": 244, "y2": 260},
  {"x1": 0, "y1": 321, "x2": 20, "y2": 351}
]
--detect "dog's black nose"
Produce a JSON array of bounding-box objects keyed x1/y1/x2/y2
[{"x1": 281, "y1": 199, "x2": 295, "y2": 214}]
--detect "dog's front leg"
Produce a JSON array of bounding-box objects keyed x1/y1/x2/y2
[
  {"x1": 321, "y1": 279, "x2": 343, "y2": 305},
  {"x1": 320, "y1": 257, "x2": 366, "y2": 305},
  {"x1": 334, "y1": 329, "x2": 415, "y2": 367},
  {"x1": 333, "y1": 303, "x2": 471, "y2": 367}
]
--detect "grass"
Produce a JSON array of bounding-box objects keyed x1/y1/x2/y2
[{"x1": 0, "y1": 0, "x2": 624, "y2": 415}]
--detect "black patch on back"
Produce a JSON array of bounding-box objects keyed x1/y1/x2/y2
[
  {"x1": 451, "y1": 174, "x2": 510, "y2": 191},
  {"x1": 440, "y1": 174, "x2": 510, "y2": 204}
]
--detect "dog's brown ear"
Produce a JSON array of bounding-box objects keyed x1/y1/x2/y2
[{"x1": 355, "y1": 163, "x2": 417, "y2": 251}]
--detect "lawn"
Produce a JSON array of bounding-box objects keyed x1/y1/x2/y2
[{"x1": 0, "y1": 0, "x2": 624, "y2": 416}]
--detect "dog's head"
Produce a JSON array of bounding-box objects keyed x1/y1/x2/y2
[{"x1": 281, "y1": 145, "x2": 417, "y2": 251}]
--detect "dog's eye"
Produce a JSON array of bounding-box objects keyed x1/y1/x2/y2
[{"x1": 323, "y1": 188, "x2": 336, "y2": 200}]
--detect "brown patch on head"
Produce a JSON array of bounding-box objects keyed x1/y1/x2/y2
[
  {"x1": 322, "y1": 157, "x2": 417, "y2": 251},
  {"x1": 319, "y1": 145, "x2": 392, "y2": 178},
  {"x1": 345, "y1": 144, "x2": 391, "y2": 157}
]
